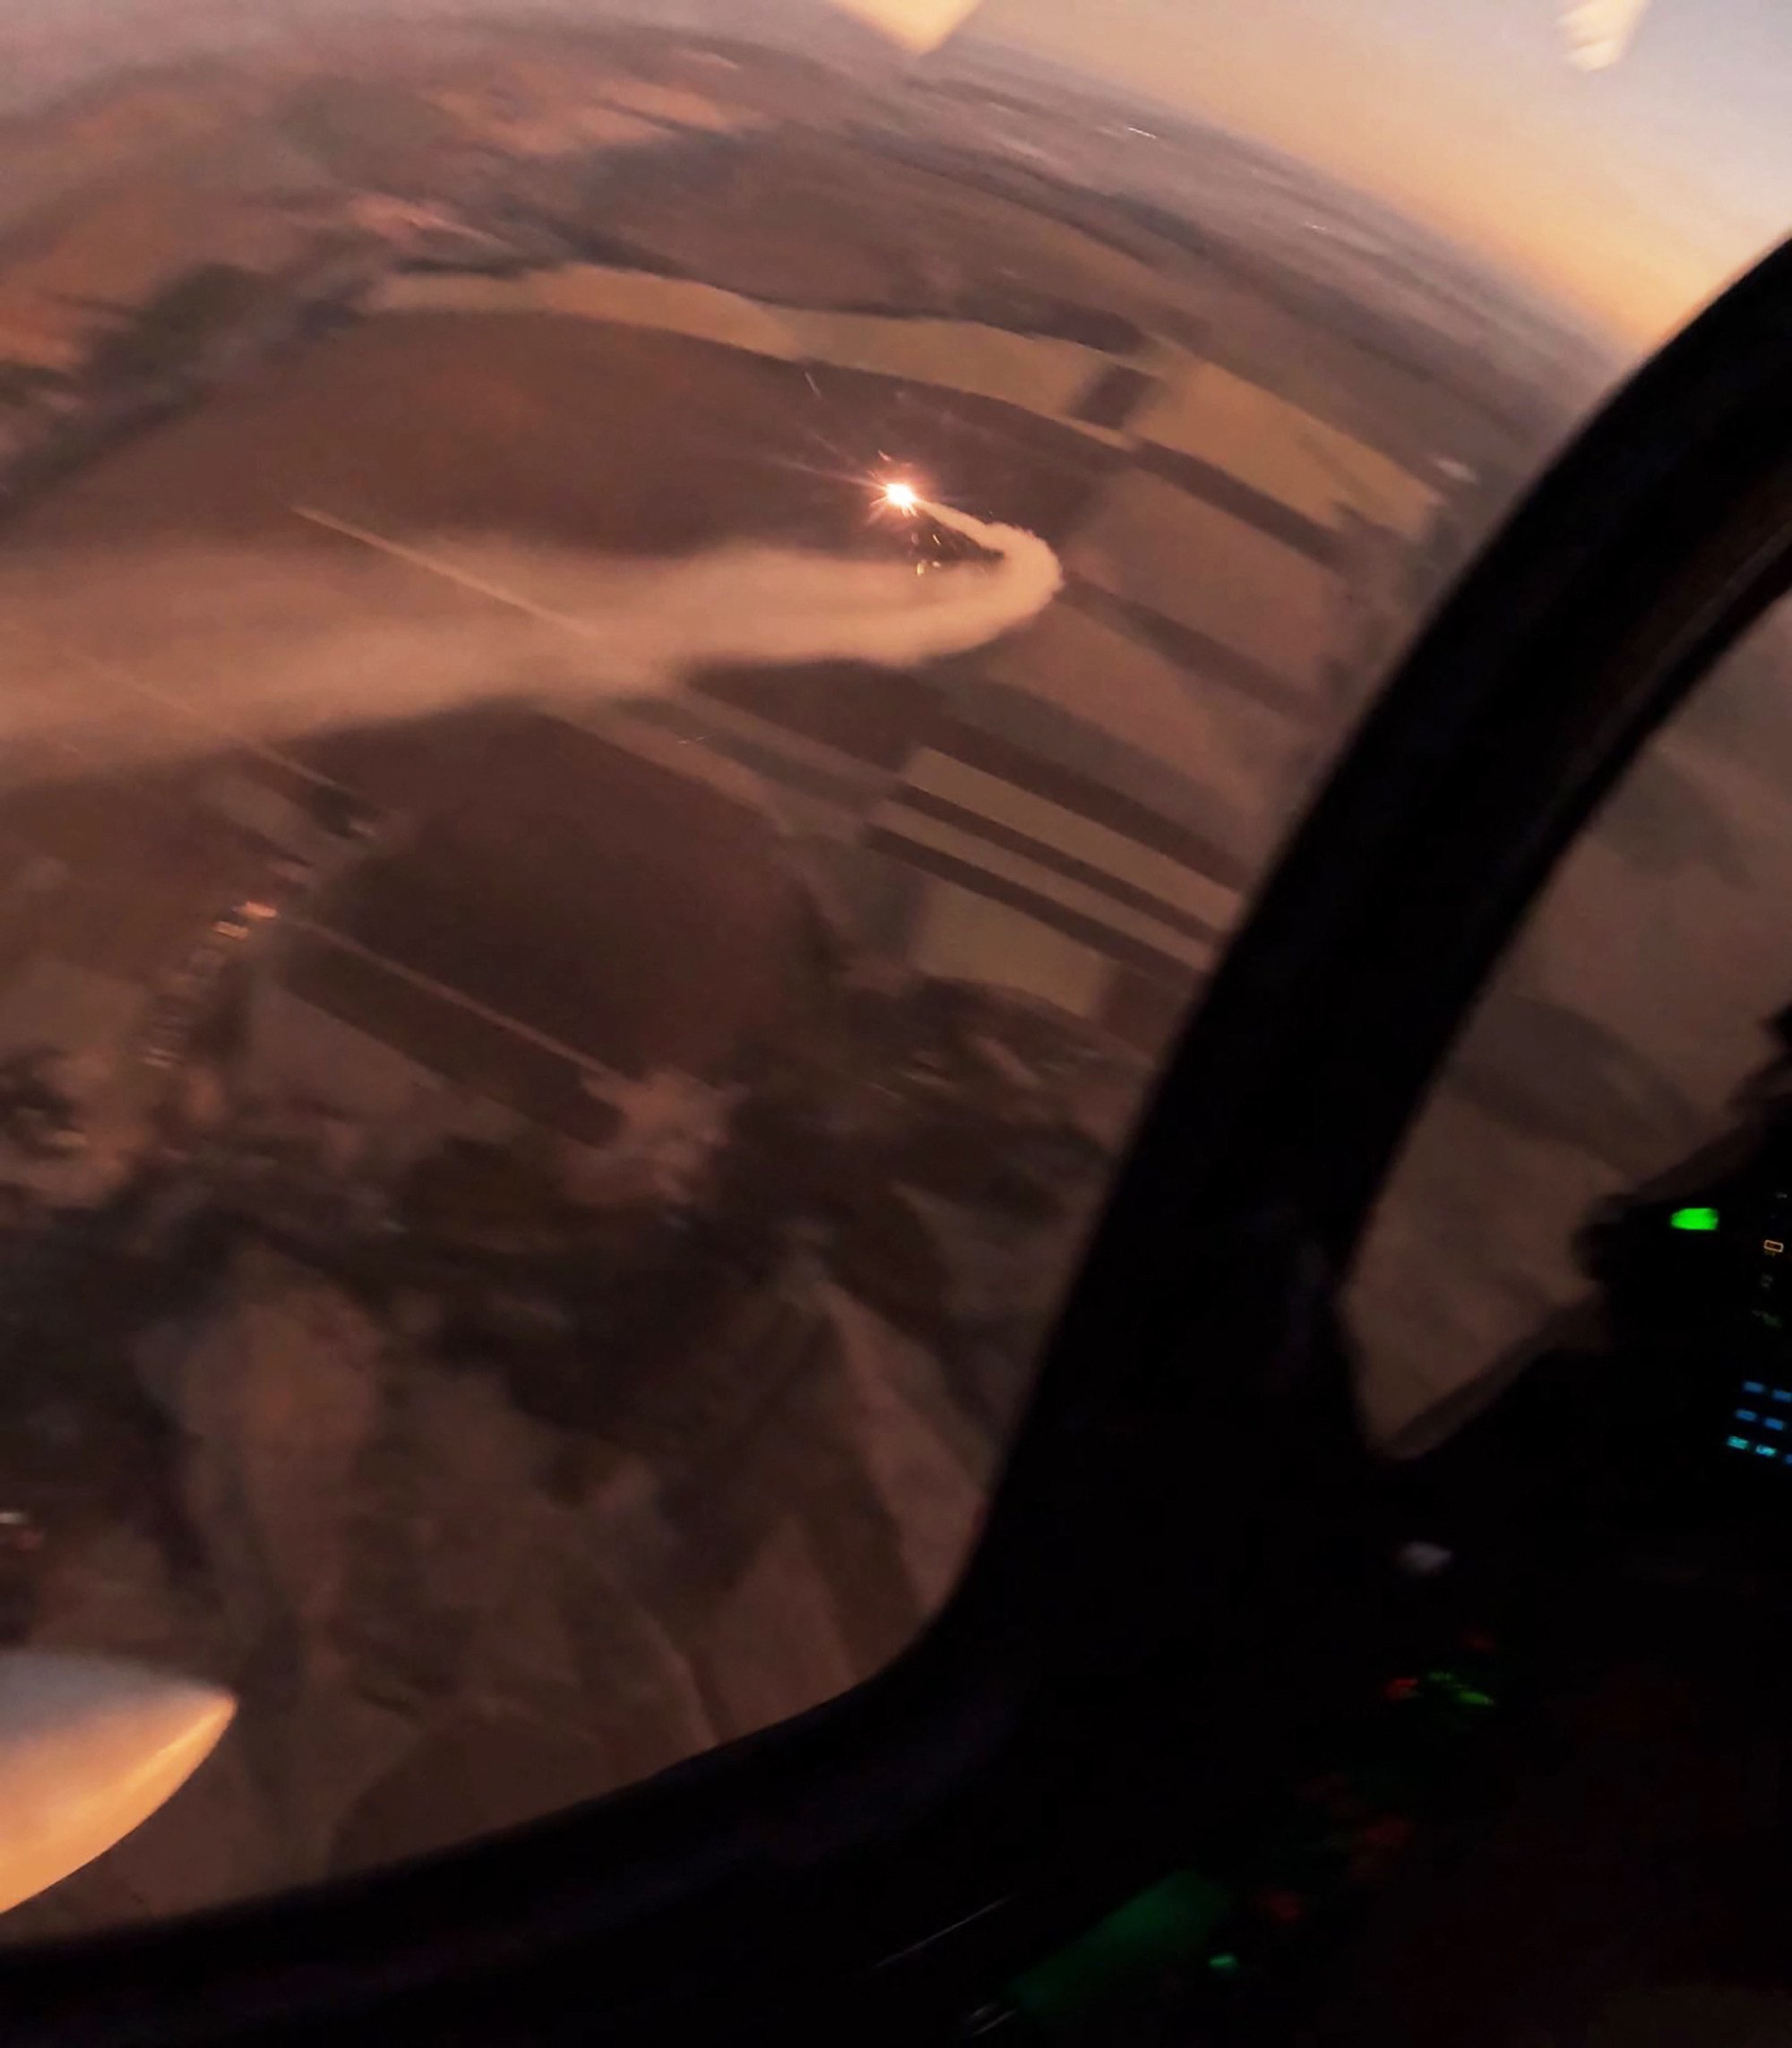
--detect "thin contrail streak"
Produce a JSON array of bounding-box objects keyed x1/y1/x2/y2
[{"x1": 291, "y1": 504, "x2": 595, "y2": 635}]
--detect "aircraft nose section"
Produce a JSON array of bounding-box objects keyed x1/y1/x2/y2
[{"x1": 0, "y1": 1652, "x2": 236, "y2": 1913}]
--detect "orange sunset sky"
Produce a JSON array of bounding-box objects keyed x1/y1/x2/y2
[{"x1": 972, "y1": 0, "x2": 1792, "y2": 348}]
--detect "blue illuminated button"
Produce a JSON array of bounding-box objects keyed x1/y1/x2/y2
[
  {"x1": 1745, "y1": 1381, "x2": 1767, "y2": 1394},
  {"x1": 1728, "y1": 1435, "x2": 1753, "y2": 1450},
  {"x1": 1775, "y1": 1389, "x2": 1792, "y2": 1402},
  {"x1": 1759, "y1": 1444, "x2": 1779, "y2": 1458},
  {"x1": 1737, "y1": 1410, "x2": 1760, "y2": 1424}
]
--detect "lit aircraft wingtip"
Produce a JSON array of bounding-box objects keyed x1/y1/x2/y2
[
  {"x1": 821, "y1": 0, "x2": 983, "y2": 55},
  {"x1": 0, "y1": 1651, "x2": 236, "y2": 1912},
  {"x1": 1563, "y1": 0, "x2": 1651, "y2": 69}
]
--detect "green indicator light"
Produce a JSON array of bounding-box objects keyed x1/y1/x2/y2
[
  {"x1": 1010, "y1": 1871, "x2": 1232, "y2": 2029},
  {"x1": 1669, "y1": 1206, "x2": 1720, "y2": 1232},
  {"x1": 1208, "y1": 1952, "x2": 1241, "y2": 1976},
  {"x1": 1455, "y1": 1689, "x2": 1495, "y2": 1708}
]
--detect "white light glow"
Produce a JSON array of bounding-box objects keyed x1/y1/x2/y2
[
  {"x1": 823, "y1": 0, "x2": 983, "y2": 55},
  {"x1": 1563, "y1": 0, "x2": 1650, "y2": 69}
]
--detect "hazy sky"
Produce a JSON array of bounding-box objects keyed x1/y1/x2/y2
[{"x1": 972, "y1": 0, "x2": 1792, "y2": 345}]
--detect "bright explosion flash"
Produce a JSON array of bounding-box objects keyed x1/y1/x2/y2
[{"x1": 882, "y1": 481, "x2": 919, "y2": 512}]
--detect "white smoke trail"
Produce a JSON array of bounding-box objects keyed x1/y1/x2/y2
[
  {"x1": 0, "y1": 503, "x2": 1062, "y2": 778},
  {"x1": 291, "y1": 496, "x2": 1063, "y2": 679}
]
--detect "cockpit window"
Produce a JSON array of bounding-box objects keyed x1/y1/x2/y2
[
  {"x1": 0, "y1": 0, "x2": 1782, "y2": 1940},
  {"x1": 1352, "y1": 592, "x2": 1792, "y2": 1447}
]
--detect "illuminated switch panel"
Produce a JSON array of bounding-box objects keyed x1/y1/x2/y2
[
  {"x1": 1725, "y1": 1380, "x2": 1792, "y2": 1465},
  {"x1": 1647, "y1": 1187, "x2": 1792, "y2": 1467},
  {"x1": 1719, "y1": 1186, "x2": 1792, "y2": 1468}
]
